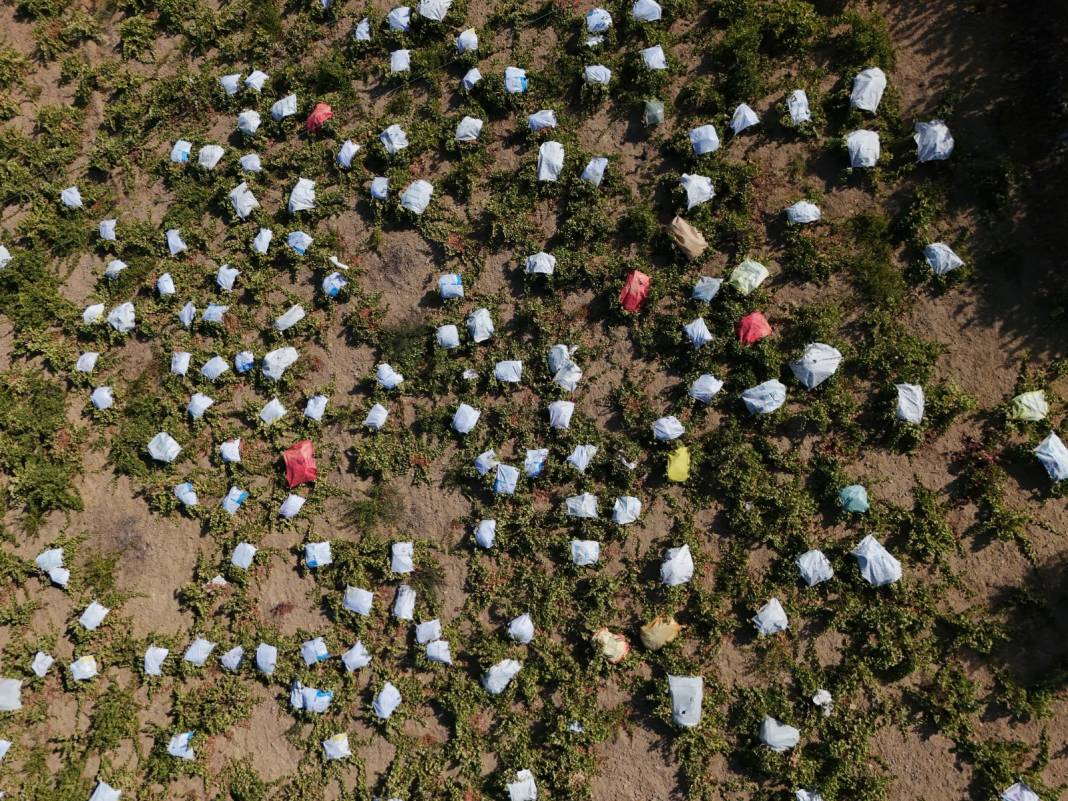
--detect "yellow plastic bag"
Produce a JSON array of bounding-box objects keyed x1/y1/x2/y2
[{"x1": 666, "y1": 445, "x2": 690, "y2": 482}]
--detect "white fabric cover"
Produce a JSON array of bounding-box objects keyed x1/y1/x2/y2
[
  {"x1": 683, "y1": 317, "x2": 712, "y2": 348},
  {"x1": 467, "y1": 307, "x2": 494, "y2": 342},
  {"x1": 229, "y1": 182, "x2": 259, "y2": 219},
  {"x1": 680, "y1": 173, "x2": 714, "y2": 209},
  {"x1": 760, "y1": 716, "x2": 800, "y2": 751},
  {"x1": 668, "y1": 675, "x2": 702, "y2": 727},
  {"x1": 1002, "y1": 783, "x2": 1041, "y2": 801},
  {"x1": 924, "y1": 242, "x2": 964, "y2": 276},
  {"x1": 504, "y1": 66, "x2": 527, "y2": 93},
  {"x1": 495, "y1": 360, "x2": 523, "y2": 382},
  {"x1": 260, "y1": 347, "x2": 297, "y2": 381},
  {"x1": 752, "y1": 598, "x2": 789, "y2": 635},
  {"x1": 255, "y1": 642, "x2": 277, "y2": 674},
  {"x1": 786, "y1": 200, "x2": 821, "y2": 224},
  {"x1": 455, "y1": 116, "x2": 483, "y2": 142},
  {"x1": 790, "y1": 343, "x2": 842, "y2": 388},
  {"x1": 612, "y1": 496, "x2": 641, "y2": 524},
  {"x1": 391, "y1": 541, "x2": 414, "y2": 574},
  {"x1": 788, "y1": 89, "x2": 811, "y2": 124},
  {"x1": 187, "y1": 392, "x2": 214, "y2": 419},
  {"x1": 462, "y1": 67, "x2": 482, "y2": 91},
  {"x1": 107, "y1": 302, "x2": 135, "y2": 333},
  {"x1": 641, "y1": 45, "x2": 667, "y2": 70},
  {"x1": 566, "y1": 494, "x2": 599, "y2": 519},
  {"x1": 91, "y1": 387, "x2": 114, "y2": 410},
  {"x1": 742, "y1": 380, "x2": 787, "y2": 414},
  {"x1": 31, "y1": 652, "x2": 53, "y2": 677},
  {"x1": 76, "y1": 352, "x2": 98, "y2": 373},
  {"x1": 374, "y1": 682, "x2": 402, "y2": 718},
  {"x1": 661, "y1": 545, "x2": 694, "y2": 586},
  {"x1": 288, "y1": 178, "x2": 316, "y2": 212},
  {"x1": 239, "y1": 153, "x2": 261, "y2": 172},
  {"x1": 252, "y1": 227, "x2": 273, "y2": 253},
  {"x1": 275, "y1": 304, "x2": 305, "y2": 332},
  {"x1": 323, "y1": 733, "x2": 352, "y2": 760},
  {"x1": 400, "y1": 180, "x2": 433, "y2": 214},
  {"x1": 692, "y1": 276, "x2": 722, "y2": 302},
  {"x1": 271, "y1": 93, "x2": 297, "y2": 120},
  {"x1": 343, "y1": 586, "x2": 374, "y2": 616},
  {"x1": 381, "y1": 124, "x2": 409, "y2": 155},
  {"x1": 418, "y1": 0, "x2": 450, "y2": 20},
  {"x1": 301, "y1": 637, "x2": 330, "y2": 666},
  {"x1": 895, "y1": 383, "x2": 925, "y2": 423},
  {"x1": 582, "y1": 156, "x2": 608, "y2": 186},
  {"x1": 508, "y1": 614, "x2": 535, "y2": 644},
  {"x1": 220, "y1": 439, "x2": 241, "y2": 463},
  {"x1": 483, "y1": 659, "x2": 521, "y2": 694},
  {"x1": 36, "y1": 548, "x2": 69, "y2": 588},
  {"x1": 850, "y1": 67, "x2": 886, "y2": 112},
  {"x1": 342, "y1": 640, "x2": 372, "y2": 670},
  {"x1": 99, "y1": 219, "x2": 116, "y2": 240},
  {"x1": 198, "y1": 144, "x2": 224, "y2": 170},
  {"x1": 457, "y1": 27, "x2": 477, "y2": 52},
  {"x1": 393, "y1": 584, "x2": 416, "y2": 619},
  {"x1": 689, "y1": 124, "x2": 720, "y2": 155},
  {"x1": 435, "y1": 323, "x2": 460, "y2": 349},
  {"x1": 548, "y1": 400, "x2": 574, "y2": 429},
  {"x1": 570, "y1": 538, "x2": 601, "y2": 564},
  {"x1": 1034, "y1": 432, "x2": 1068, "y2": 480},
  {"x1": 452, "y1": 403, "x2": 480, "y2": 434},
  {"x1": 337, "y1": 139, "x2": 360, "y2": 168},
  {"x1": 585, "y1": 64, "x2": 611, "y2": 85},
  {"x1": 173, "y1": 481, "x2": 198, "y2": 506},
  {"x1": 305, "y1": 542, "x2": 332, "y2": 568},
  {"x1": 0, "y1": 679, "x2": 21, "y2": 712},
  {"x1": 279, "y1": 494, "x2": 305, "y2": 519},
  {"x1": 305, "y1": 395, "x2": 328, "y2": 421},
  {"x1": 387, "y1": 6, "x2": 410, "y2": 30},
  {"x1": 183, "y1": 637, "x2": 215, "y2": 666},
  {"x1": 526, "y1": 251, "x2": 556, "y2": 275},
  {"x1": 170, "y1": 141, "x2": 191, "y2": 162},
  {"x1": 632, "y1": 0, "x2": 661, "y2": 21},
  {"x1": 851, "y1": 535, "x2": 902, "y2": 586},
  {"x1": 587, "y1": 7, "x2": 611, "y2": 31},
  {"x1": 89, "y1": 782, "x2": 122, "y2": 801},
  {"x1": 168, "y1": 732, "x2": 195, "y2": 760},
  {"x1": 231, "y1": 542, "x2": 256, "y2": 569},
  {"x1": 148, "y1": 432, "x2": 181, "y2": 463},
  {"x1": 424, "y1": 637, "x2": 451, "y2": 663},
  {"x1": 474, "y1": 519, "x2": 497, "y2": 548},
  {"x1": 730, "y1": 103, "x2": 760, "y2": 134},
  {"x1": 220, "y1": 73, "x2": 241, "y2": 95},
  {"x1": 915, "y1": 120, "x2": 954, "y2": 162},
  {"x1": 375, "y1": 363, "x2": 404, "y2": 390},
  {"x1": 690, "y1": 374, "x2": 724, "y2": 403},
  {"x1": 200, "y1": 356, "x2": 228, "y2": 381},
  {"x1": 144, "y1": 645, "x2": 169, "y2": 676},
  {"x1": 70, "y1": 656, "x2": 98, "y2": 680},
  {"x1": 259, "y1": 398, "x2": 286, "y2": 425},
  {"x1": 566, "y1": 443, "x2": 597, "y2": 473},
  {"x1": 537, "y1": 141, "x2": 564, "y2": 182},
  {"x1": 507, "y1": 770, "x2": 538, "y2": 801},
  {"x1": 237, "y1": 110, "x2": 261, "y2": 134},
  {"x1": 847, "y1": 130, "x2": 880, "y2": 168},
  {"x1": 245, "y1": 69, "x2": 267, "y2": 91},
  {"x1": 83, "y1": 303, "x2": 104, "y2": 324},
  {"x1": 494, "y1": 463, "x2": 519, "y2": 495},
  {"x1": 652, "y1": 416, "x2": 685, "y2": 441},
  {"x1": 797, "y1": 549, "x2": 834, "y2": 586}
]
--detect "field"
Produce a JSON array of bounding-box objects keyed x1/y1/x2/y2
[{"x1": 0, "y1": 0, "x2": 1066, "y2": 799}]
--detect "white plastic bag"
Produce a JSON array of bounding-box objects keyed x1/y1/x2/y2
[
  {"x1": 537, "y1": 141, "x2": 564, "y2": 182},
  {"x1": 668, "y1": 675, "x2": 702, "y2": 727}
]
